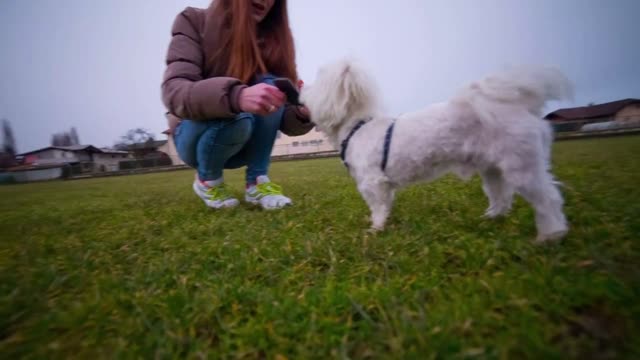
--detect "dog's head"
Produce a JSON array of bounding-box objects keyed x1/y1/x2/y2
[{"x1": 300, "y1": 58, "x2": 379, "y2": 134}]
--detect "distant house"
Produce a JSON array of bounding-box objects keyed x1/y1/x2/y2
[
  {"x1": 18, "y1": 145, "x2": 131, "y2": 173},
  {"x1": 160, "y1": 129, "x2": 184, "y2": 166},
  {"x1": 272, "y1": 127, "x2": 335, "y2": 156},
  {"x1": 0, "y1": 152, "x2": 16, "y2": 169},
  {"x1": 121, "y1": 140, "x2": 171, "y2": 159},
  {"x1": 545, "y1": 98, "x2": 640, "y2": 132},
  {"x1": 114, "y1": 139, "x2": 173, "y2": 170},
  {"x1": 95, "y1": 148, "x2": 133, "y2": 172}
]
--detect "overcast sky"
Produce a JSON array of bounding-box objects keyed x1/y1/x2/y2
[{"x1": 1, "y1": 0, "x2": 639, "y2": 152}]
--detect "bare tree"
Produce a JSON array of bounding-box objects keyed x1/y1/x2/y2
[
  {"x1": 52, "y1": 132, "x2": 73, "y2": 146},
  {"x1": 1, "y1": 119, "x2": 17, "y2": 169},
  {"x1": 51, "y1": 128, "x2": 79, "y2": 147},
  {"x1": 2, "y1": 119, "x2": 16, "y2": 156},
  {"x1": 115, "y1": 128, "x2": 155, "y2": 149},
  {"x1": 70, "y1": 127, "x2": 80, "y2": 145},
  {"x1": 114, "y1": 128, "x2": 156, "y2": 158}
]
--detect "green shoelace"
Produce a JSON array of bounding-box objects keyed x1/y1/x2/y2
[
  {"x1": 205, "y1": 183, "x2": 233, "y2": 201},
  {"x1": 253, "y1": 182, "x2": 284, "y2": 198}
]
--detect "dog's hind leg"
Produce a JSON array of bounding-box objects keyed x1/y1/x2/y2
[
  {"x1": 507, "y1": 168, "x2": 568, "y2": 244},
  {"x1": 357, "y1": 179, "x2": 395, "y2": 231},
  {"x1": 481, "y1": 167, "x2": 514, "y2": 218}
]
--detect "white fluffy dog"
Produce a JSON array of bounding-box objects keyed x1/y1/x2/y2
[{"x1": 300, "y1": 59, "x2": 573, "y2": 243}]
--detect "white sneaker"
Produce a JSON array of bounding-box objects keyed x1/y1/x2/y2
[
  {"x1": 245, "y1": 175, "x2": 292, "y2": 210},
  {"x1": 192, "y1": 176, "x2": 239, "y2": 209}
]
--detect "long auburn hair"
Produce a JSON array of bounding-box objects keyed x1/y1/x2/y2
[{"x1": 205, "y1": 0, "x2": 298, "y2": 84}]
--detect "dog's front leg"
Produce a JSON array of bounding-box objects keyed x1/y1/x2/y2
[{"x1": 357, "y1": 179, "x2": 395, "y2": 231}]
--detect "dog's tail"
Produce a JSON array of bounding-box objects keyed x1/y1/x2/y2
[{"x1": 456, "y1": 65, "x2": 574, "y2": 120}]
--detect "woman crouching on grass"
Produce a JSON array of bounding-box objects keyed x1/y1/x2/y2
[{"x1": 162, "y1": 0, "x2": 312, "y2": 210}]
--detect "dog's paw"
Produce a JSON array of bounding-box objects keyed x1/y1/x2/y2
[
  {"x1": 367, "y1": 226, "x2": 383, "y2": 234},
  {"x1": 482, "y1": 206, "x2": 510, "y2": 219},
  {"x1": 534, "y1": 229, "x2": 568, "y2": 245}
]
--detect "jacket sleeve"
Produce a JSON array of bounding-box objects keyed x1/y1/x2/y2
[
  {"x1": 280, "y1": 105, "x2": 314, "y2": 136},
  {"x1": 161, "y1": 9, "x2": 247, "y2": 120}
]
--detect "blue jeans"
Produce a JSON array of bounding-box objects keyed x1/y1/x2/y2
[{"x1": 174, "y1": 75, "x2": 283, "y2": 183}]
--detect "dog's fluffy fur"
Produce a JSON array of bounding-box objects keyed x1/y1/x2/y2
[{"x1": 300, "y1": 59, "x2": 573, "y2": 243}]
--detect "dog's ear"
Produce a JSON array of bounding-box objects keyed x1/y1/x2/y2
[
  {"x1": 339, "y1": 60, "x2": 376, "y2": 118},
  {"x1": 305, "y1": 59, "x2": 378, "y2": 131},
  {"x1": 341, "y1": 64, "x2": 351, "y2": 78}
]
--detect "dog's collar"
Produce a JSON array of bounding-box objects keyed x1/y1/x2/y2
[{"x1": 340, "y1": 117, "x2": 397, "y2": 173}]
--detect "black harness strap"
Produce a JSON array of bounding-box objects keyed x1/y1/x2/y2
[
  {"x1": 381, "y1": 119, "x2": 396, "y2": 172},
  {"x1": 340, "y1": 118, "x2": 397, "y2": 172},
  {"x1": 340, "y1": 120, "x2": 366, "y2": 170}
]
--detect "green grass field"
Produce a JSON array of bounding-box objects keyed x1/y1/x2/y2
[{"x1": 1, "y1": 136, "x2": 639, "y2": 359}]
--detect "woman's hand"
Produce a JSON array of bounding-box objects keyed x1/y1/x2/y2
[{"x1": 238, "y1": 84, "x2": 286, "y2": 116}]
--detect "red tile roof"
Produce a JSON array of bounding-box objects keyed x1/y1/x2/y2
[{"x1": 545, "y1": 98, "x2": 640, "y2": 121}]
